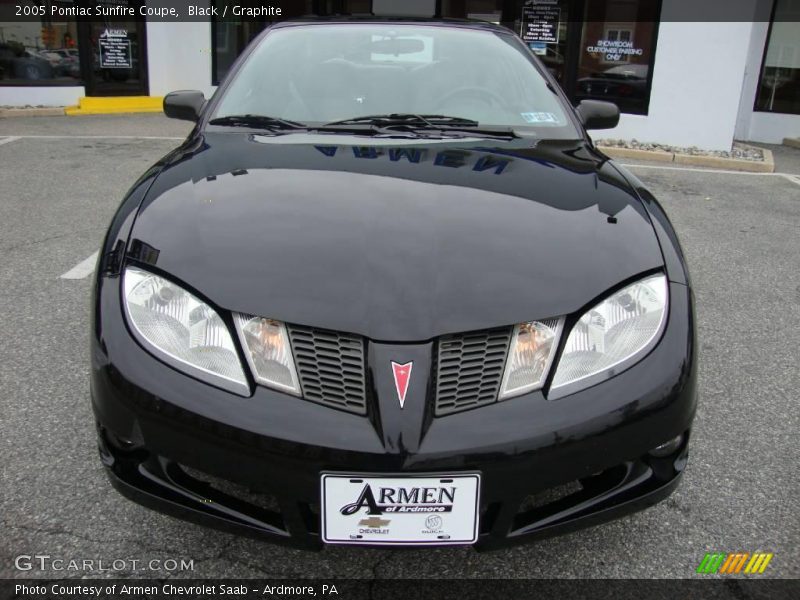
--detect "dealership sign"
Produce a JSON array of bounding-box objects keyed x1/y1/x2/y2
[
  {"x1": 520, "y1": 0, "x2": 561, "y2": 45},
  {"x1": 99, "y1": 28, "x2": 132, "y2": 69}
]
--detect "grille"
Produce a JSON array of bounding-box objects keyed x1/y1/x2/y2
[
  {"x1": 434, "y1": 327, "x2": 513, "y2": 416},
  {"x1": 287, "y1": 325, "x2": 368, "y2": 414}
]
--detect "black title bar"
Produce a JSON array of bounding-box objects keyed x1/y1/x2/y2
[{"x1": 0, "y1": 0, "x2": 793, "y2": 23}]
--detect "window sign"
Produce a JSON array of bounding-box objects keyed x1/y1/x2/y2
[
  {"x1": 520, "y1": 0, "x2": 561, "y2": 46},
  {"x1": 530, "y1": 41, "x2": 548, "y2": 56},
  {"x1": 99, "y1": 28, "x2": 132, "y2": 69},
  {"x1": 586, "y1": 39, "x2": 644, "y2": 63}
]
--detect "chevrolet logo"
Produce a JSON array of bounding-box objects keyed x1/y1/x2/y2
[{"x1": 359, "y1": 517, "x2": 390, "y2": 528}]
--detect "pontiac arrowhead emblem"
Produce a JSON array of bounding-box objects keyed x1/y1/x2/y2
[{"x1": 391, "y1": 361, "x2": 413, "y2": 409}]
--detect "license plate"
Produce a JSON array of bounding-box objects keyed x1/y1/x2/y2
[{"x1": 321, "y1": 473, "x2": 480, "y2": 545}]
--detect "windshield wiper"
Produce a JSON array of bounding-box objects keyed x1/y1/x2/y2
[
  {"x1": 209, "y1": 113, "x2": 516, "y2": 139},
  {"x1": 325, "y1": 114, "x2": 480, "y2": 128},
  {"x1": 208, "y1": 114, "x2": 308, "y2": 131},
  {"x1": 321, "y1": 114, "x2": 517, "y2": 139}
]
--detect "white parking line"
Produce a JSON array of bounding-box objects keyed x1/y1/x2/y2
[
  {"x1": 0, "y1": 136, "x2": 21, "y2": 146},
  {"x1": 4, "y1": 134, "x2": 183, "y2": 141},
  {"x1": 777, "y1": 173, "x2": 800, "y2": 187},
  {"x1": 621, "y1": 162, "x2": 778, "y2": 176},
  {"x1": 623, "y1": 163, "x2": 800, "y2": 185},
  {"x1": 60, "y1": 251, "x2": 99, "y2": 280}
]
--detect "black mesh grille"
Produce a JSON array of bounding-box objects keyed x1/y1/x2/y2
[
  {"x1": 287, "y1": 325, "x2": 367, "y2": 415},
  {"x1": 434, "y1": 327, "x2": 513, "y2": 416}
]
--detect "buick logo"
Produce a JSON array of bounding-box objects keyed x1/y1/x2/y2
[{"x1": 425, "y1": 515, "x2": 443, "y2": 530}]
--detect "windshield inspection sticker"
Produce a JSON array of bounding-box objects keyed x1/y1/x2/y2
[{"x1": 521, "y1": 112, "x2": 560, "y2": 124}]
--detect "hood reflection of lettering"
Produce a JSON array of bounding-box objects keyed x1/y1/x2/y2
[
  {"x1": 315, "y1": 145, "x2": 510, "y2": 175},
  {"x1": 229, "y1": 136, "x2": 629, "y2": 218}
]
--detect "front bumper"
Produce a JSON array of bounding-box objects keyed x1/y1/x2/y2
[{"x1": 91, "y1": 277, "x2": 696, "y2": 550}]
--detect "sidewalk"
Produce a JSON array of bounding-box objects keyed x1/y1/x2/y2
[{"x1": 754, "y1": 143, "x2": 800, "y2": 175}]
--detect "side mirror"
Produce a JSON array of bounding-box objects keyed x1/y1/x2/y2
[
  {"x1": 576, "y1": 100, "x2": 620, "y2": 130},
  {"x1": 163, "y1": 90, "x2": 205, "y2": 122}
]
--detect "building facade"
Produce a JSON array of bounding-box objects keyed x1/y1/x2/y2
[{"x1": 1, "y1": 0, "x2": 798, "y2": 150}]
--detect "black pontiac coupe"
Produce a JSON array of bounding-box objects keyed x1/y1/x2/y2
[{"x1": 91, "y1": 18, "x2": 696, "y2": 549}]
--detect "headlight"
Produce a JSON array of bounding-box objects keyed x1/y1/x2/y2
[
  {"x1": 233, "y1": 315, "x2": 300, "y2": 395},
  {"x1": 123, "y1": 267, "x2": 248, "y2": 395},
  {"x1": 499, "y1": 318, "x2": 562, "y2": 400},
  {"x1": 550, "y1": 273, "x2": 668, "y2": 398}
]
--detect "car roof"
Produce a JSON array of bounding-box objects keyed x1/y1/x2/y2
[{"x1": 271, "y1": 16, "x2": 512, "y2": 34}]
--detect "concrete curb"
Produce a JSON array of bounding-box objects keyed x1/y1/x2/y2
[
  {"x1": 65, "y1": 96, "x2": 164, "y2": 115},
  {"x1": 596, "y1": 146, "x2": 674, "y2": 163},
  {"x1": 0, "y1": 107, "x2": 66, "y2": 118},
  {"x1": 599, "y1": 145, "x2": 775, "y2": 173},
  {"x1": 1, "y1": 97, "x2": 165, "y2": 117}
]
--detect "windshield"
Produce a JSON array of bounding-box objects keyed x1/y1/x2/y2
[{"x1": 212, "y1": 24, "x2": 579, "y2": 138}]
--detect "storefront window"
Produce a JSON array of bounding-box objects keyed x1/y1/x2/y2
[
  {"x1": 754, "y1": 0, "x2": 800, "y2": 115},
  {"x1": 0, "y1": 1, "x2": 81, "y2": 85},
  {"x1": 441, "y1": 0, "x2": 502, "y2": 23},
  {"x1": 575, "y1": 0, "x2": 660, "y2": 115}
]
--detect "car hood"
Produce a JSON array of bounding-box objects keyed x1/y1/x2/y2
[{"x1": 131, "y1": 133, "x2": 663, "y2": 341}]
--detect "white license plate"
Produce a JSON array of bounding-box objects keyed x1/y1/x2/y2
[{"x1": 321, "y1": 473, "x2": 480, "y2": 545}]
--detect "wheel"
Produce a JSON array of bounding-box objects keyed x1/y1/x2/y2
[{"x1": 20, "y1": 62, "x2": 44, "y2": 80}]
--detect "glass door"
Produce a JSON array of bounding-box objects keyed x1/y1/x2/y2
[{"x1": 79, "y1": 0, "x2": 148, "y2": 96}]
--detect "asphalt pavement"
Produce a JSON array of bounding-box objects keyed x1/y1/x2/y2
[{"x1": 1, "y1": 115, "x2": 798, "y2": 579}]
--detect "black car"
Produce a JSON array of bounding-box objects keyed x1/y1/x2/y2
[
  {"x1": 576, "y1": 64, "x2": 650, "y2": 114},
  {"x1": 0, "y1": 43, "x2": 54, "y2": 81},
  {"x1": 91, "y1": 18, "x2": 696, "y2": 550}
]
